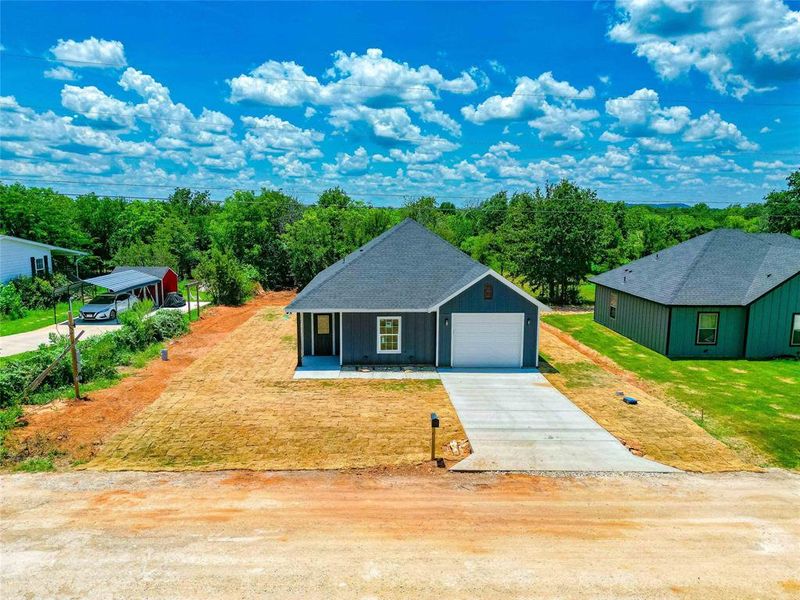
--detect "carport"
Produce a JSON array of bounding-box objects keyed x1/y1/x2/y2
[{"x1": 81, "y1": 269, "x2": 165, "y2": 308}]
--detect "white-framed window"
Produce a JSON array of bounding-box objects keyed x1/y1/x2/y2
[
  {"x1": 790, "y1": 313, "x2": 800, "y2": 347},
  {"x1": 609, "y1": 291, "x2": 618, "y2": 319},
  {"x1": 696, "y1": 312, "x2": 719, "y2": 345},
  {"x1": 34, "y1": 257, "x2": 45, "y2": 276},
  {"x1": 377, "y1": 316, "x2": 401, "y2": 354}
]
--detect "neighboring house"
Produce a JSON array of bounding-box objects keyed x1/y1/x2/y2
[
  {"x1": 0, "y1": 235, "x2": 87, "y2": 284},
  {"x1": 111, "y1": 266, "x2": 179, "y2": 302},
  {"x1": 591, "y1": 229, "x2": 800, "y2": 359},
  {"x1": 285, "y1": 218, "x2": 550, "y2": 368}
]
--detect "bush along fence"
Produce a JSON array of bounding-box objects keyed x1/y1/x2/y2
[{"x1": 0, "y1": 300, "x2": 189, "y2": 456}]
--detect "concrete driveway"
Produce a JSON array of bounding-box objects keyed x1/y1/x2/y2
[{"x1": 439, "y1": 370, "x2": 676, "y2": 472}]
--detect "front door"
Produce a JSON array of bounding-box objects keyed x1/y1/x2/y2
[{"x1": 314, "y1": 313, "x2": 333, "y2": 355}]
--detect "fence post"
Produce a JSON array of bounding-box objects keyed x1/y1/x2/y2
[{"x1": 67, "y1": 305, "x2": 81, "y2": 400}]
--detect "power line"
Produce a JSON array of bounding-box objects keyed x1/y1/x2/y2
[{"x1": 4, "y1": 50, "x2": 800, "y2": 107}]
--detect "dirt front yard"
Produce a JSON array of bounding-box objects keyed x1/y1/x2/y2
[
  {"x1": 6, "y1": 294, "x2": 293, "y2": 465},
  {"x1": 82, "y1": 297, "x2": 464, "y2": 470},
  {"x1": 2, "y1": 470, "x2": 799, "y2": 599}
]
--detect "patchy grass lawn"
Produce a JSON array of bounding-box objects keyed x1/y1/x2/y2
[
  {"x1": 578, "y1": 281, "x2": 595, "y2": 303},
  {"x1": 543, "y1": 313, "x2": 800, "y2": 469},
  {"x1": 0, "y1": 301, "x2": 85, "y2": 337},
  {"x1": 88, "y1": 305, "x2": 466, "y2": 471}
]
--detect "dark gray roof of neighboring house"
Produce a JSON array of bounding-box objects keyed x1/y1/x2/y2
[
  {"x1": 590, "y1": 229, "x2": 800, "y2": 306},
  {"x1": 112, "y1": 265, "x2": 173, "y2": 278},
  {"x1": 286, "y1": 218, "x2": 492, "y2": 311}
]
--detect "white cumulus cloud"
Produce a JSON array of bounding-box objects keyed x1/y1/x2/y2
[
  {"x1": 609, "y1": 0, "x2": 800, "y2": 98},
  {"x1": 50, "y1": 37, "x2": 127, "y2": 68},
  {"x1": 44, "y1": 66, "x2": 78, "y2": 81},
  {"x1": 461, "y1": 72, "x2": 598, "y2": 144},
  {"x1": 604, "y1": 88, "x2": 756, "y2": 151}
]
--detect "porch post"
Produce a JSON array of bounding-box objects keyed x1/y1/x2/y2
[
  {"x1": 296, "y1": 313, "x2": 303, "y2": 367},
  {"x1": 339, "y1": 311, "x2": 343, "y2": 366}
]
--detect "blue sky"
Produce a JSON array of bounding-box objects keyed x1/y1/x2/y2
[{"x1": 1, "y1": 1, "x2": 798, "y2": 205}]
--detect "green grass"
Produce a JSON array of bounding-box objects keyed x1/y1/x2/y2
[
  {"x1": 0, "y1": 300, "x2": 85, "y2": 337},
  {"x1": 578, "y1": 281, "x2": 596, "y2": 303},
  {"x1": 14, "y1": 456, "x2": 55, "y2": 472},
  {"x1": 543, "y1": 313, "x2": 800, "y2": 469},
  {"x1": 178, "y1": 279, "x2": 213, "y2": 302}
]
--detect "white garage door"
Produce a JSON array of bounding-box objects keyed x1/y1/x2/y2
[{"x1": 451, "y1": 313, "x2": 524, "y2": 368}]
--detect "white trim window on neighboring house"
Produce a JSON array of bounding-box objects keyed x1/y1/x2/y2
[
  {"x1": 377, "y1": 316, "x2": 401, "y2": 354},
  {"x1": 609, "y1": 291, "x2": 618, "y2": 319},
  {"x1": 696, "y1": 312, "x2": 719, "y2": 345},
  {"x1": 34, "y1": 257, "x2": 46, "y2": 276},
  {"x1": 790, "y1": 313, "x2": 800, "y2": 347}
]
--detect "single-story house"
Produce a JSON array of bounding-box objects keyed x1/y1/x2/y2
[
  {"x1": 590, "y1": 229, "x2": 800, "y2": 359},
  {"x1": 111, "y1": 266, "x2": 179, "y2": 302},
  {"x1": 0, "y1": 235, "x2": 87, "y2": 284},
  {"x1": 285, "y1": 218, "x2": 550, "y2": 368}
]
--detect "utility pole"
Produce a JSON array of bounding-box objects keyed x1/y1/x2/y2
[{"x1": 67, "y1": 302, "x2": 81, "y2": 400}]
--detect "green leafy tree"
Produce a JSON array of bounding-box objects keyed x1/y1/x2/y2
[
  {"x1": 73, "y1": 193, "x2": 126, "y2": 262},
  {"x1": 194, "y1": 249, "x2": 253, "y2": 306},
  {"x1": 501, "y1": 180, "x2": 607, "y2": 305},
  {"x1": 402, "y1": 196, "x2": 438, "y2": 228},
  {"x1": 439, "y1": 201, "x2": 456, "y2": 215},
  {"x1": 476, "y1": 191, "x2": 508, "y2": 233},
  {"x1": 0, "y1": 184, "x2": 88, "y2": 250},
  {"x1": 318, "y1": 187, "x2": 353, "y2": 210},
  {"x1": 211, "y1": 189, "x2": 302, "y2": 289},
  {"x1": 764, "y1": 170, "x2": 800, "y2": 235}
]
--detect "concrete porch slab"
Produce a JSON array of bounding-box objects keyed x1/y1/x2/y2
[{"x1": 293, "y1": 357, "x2": 440, "y2": 380}]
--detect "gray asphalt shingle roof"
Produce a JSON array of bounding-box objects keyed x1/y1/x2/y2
[
  {"x1": 286, "y1": 218, "x2": 490, "y2": 311},
  {"x1": 590, "y1": 229, "x2": 800, "y2": 306}
]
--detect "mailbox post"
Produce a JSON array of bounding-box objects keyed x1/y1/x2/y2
[{"x1": 430, "y1": 412, "x2": 440, "y2": 461}]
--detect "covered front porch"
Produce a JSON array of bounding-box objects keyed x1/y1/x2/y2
[
  {"x1": 295, "y1": 312, "x2": 342, "y2": 367},
  {"x1": 293, "y1": 354, "x2": 439, "y2": 380}
]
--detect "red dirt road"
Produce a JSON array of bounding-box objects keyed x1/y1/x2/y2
[{"x1": 2, "y1": 470, "x2": 799, "y2": 599}]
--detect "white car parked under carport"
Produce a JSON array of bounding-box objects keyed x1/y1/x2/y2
[{"x1": 79, "y1": 292, "x2": 138, "y2": 321}]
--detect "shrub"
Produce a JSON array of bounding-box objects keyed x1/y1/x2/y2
[
  {"x1": 0, "y1": 339, "x2": 74, "y2": 408},
  {"x1": 14, "y1": 456, "x2": 55, "y2": 472},
  {"x1": 149, "y1": 310, "x2": 188, "y2": 341},
  {"x1": 11, "y1": 276, "x2": 55, "y2": 310},
  {"x1": 116, "y1": 300, "x2": 155, "y2": 351},
  {"x1": 195, "y1": 249, "x2": 253, "y2": 306},
  {"x1": 0, "y1": 284, "x2": 26, "y2": 319}
]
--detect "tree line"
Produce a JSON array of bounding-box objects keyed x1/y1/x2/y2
[{"x1": 1, "y1": 170, "x2": 797, "y2": 305}]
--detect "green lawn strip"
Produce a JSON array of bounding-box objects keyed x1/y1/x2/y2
[
  {"x1": 0, "y1": 300, "x2": 86, "y2": 337},
  {"x1": 543, "y1": 313, "x2": 800, "y2": 469}
]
